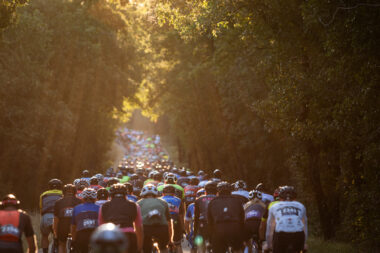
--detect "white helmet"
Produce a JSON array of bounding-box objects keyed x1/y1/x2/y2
[
  {"x1": 140, "y1": 184, "x2": 158, "y2": 197},
  {"x1": 164, "y1": 173, "x2": 177, "y2": 184},
  {"x1": 81, "y1": 188, "x2": 97, "y2": 200},
  {"x1": 249, "y1": 190, "x2": 262, "y2": 200}
]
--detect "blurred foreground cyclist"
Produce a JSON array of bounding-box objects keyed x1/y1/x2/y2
[
  {"x1": 90, "y1": 223, "x2": 128, "y2": 253},
  {"x1": 53, "y1": 184, "x2": 81, "y2": 253},
  {"x1": 40, "y1": 179, "x2": 63, "y2": 253},
  {"x1": 0, "y1": 194, "x2": 37, "y2": 253}
]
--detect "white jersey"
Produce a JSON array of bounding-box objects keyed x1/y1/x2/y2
[
  {"x1": 95, "y1": 200, "x2": 108, "y2": 206},
  {"x1": 266, "y1": 201, "x2": 307, "y2": 248},
  {"x1": 232, "y1": 190, "x2": 250, "y2": 200},
  {"x1": 261, "y1": 193, "x2": 274, "y2": 204}
]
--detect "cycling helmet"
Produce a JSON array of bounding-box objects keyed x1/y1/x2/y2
[
  {"x1": 148, "y1": 171, "x2": 156, "y2": 179},
  {"x1": 213, "y1": 169, "x2": 222, "y2": 179},
  {"x1": 198, "y1": 170, "x2": 205, "y2": 176},
  {"x1": 90, "y1": 223, "x2": 128, "y2": 253},
  {"x1": 196, "y1": 188, "x2": 206, "y2": 198},
  {"x1": 249, "y1": 190, "x2": 262, "y2": 200},
  {"x1": 130, "y1": 174, "x2": 139, "y2": 180},
  {"x1": 164, "y1": 173, "x2": 177, "y2": 184},
  {"x1": 95, "y1": 173, "x2": 104, "y2": 181},
  {"x1": 82, "y1": 188, "x2": 97, "y2": 200},
  {"x1": 256, "y1": 183, "x2": 265, "y2": 192},
  {"x1": 79, "y1": 178, "x2": 89, "y2": 187},
  {"x1": 63, "y1": 184, "x2": 77, "y2": 196},
  {"x1": 123, "y1": 182, "x2": 133, "y2": 194},
  {"x1": 162, "y1": 184, "x2": 176, "y2": 194},
  {"x1": 279, "y1": 186, "x2": 296, "y2": 200},
  {"x1": 179, "y1": 170, "x2": 186, "y2": 177},
  {"x1": 116, "y1": 173, "x2": 123, "y2": 179},
  {"x1": 140, "y1": 184, "x2": 159, "y2": 197},
  {"x1": 49, "y1": 179, "x2": 63, "y2": 190},
  {"x1": 82, "y1": 170, "x2": 90, "y2": 177},
  {"x1": 97, "y1": 188, "x2": 109, "y2": 200},
  {"x1": 1, "y1": 194, "x2": 20, "y2": 208},
  {"x1": 217, "y1": 181, "x2": 231, "y2": 195},
  {"x1": 153, "y1": 172, "x2": 162, "y2": 181},
  {"x1": 107, "y1": 178, "x2": 120, "y2": 187},
  {"x1": 90, "y1": 177, "x2": 99, "y2": 185},
  {"x1": 110, "y1": 184, "x2": 127, "y2": 198},
  {"x1": 204, "y1": 181, "x2": 217, "y2": 194},
  {"x1": 234, "y1": 180, "x2": 247, "y2": 190},
  {"x1": 189, "y1": 177, "x2": 200, "y2": 186}
]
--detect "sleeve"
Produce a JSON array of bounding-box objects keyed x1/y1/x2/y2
[
  {"x1": 134, "y1": 204, "x2": 143, "y2": 228},
  {"x1": 22, "y1": 213, "x2": 35, "y2": 237}
]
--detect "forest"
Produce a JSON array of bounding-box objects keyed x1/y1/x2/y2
[{"x1": 0, "y1": 0, "x2": 379, "y2": 250}]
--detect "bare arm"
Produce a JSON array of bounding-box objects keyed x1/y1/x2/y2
[
  {"x1": 26, "y1": 235, "x2": 37, "y2": 253},
  {"x1": 71, "y1": 224, "x2": 77, "y2": 241},
  {"x1": 53, "y1": 216, "x2": 59, "y2": 238}
]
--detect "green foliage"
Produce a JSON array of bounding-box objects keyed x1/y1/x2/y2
[{"x1": 0, "y1": 0, "x2": 141, "y2": 208}]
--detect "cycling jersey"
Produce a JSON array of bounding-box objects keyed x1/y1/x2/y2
[
  {"x1": 243, "y1": 200, "x2": 266, "y2": 241},
  {"x1": 232, "y1": 190, "x2": 250, "y2": 200},
  {"x1": 89, "y1": 185, "x2": 103, "y2": 191},
  {"x1": 40, "y1": 190, "x2": 63, "y2": 215},
  {"x1": 127, "y1": 195, "x2": 138, "y2": 203},
  {"x1": 160, "y1": 195, "x2": 182, "y2": 221},
  {"x1": 261, "y1": 192, "x2": 274, "y2": 204},
  {"x1": 137, "y1": 198, "x2": 170, "y2": 226},
  {"x1": 0, "y1": 210, "x2": 34, "y2": 252},
  {"x1": 185, "y1": 203, "x2": 195, "y2": 249},
  {"x1": 72, "y1": 203, "x2": 99, "y2": 232},
  {"x1": 54, "y1": 196, "x2": 82, "y2": 242},
  {"x1": 177, "y1": 177, "x2": 190, "y2": 188},
  {"x1": 99, "y1": 197, "x2": 142, "y2": 233},
  {"x1": 95, "y1": 200, "x2": 108, "y2": 206},
  {"x1": 184, "y1": 185, "x2": 199, "y2": 204}
]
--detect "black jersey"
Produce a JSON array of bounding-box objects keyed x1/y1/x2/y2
[
  {"x1": 54, "y1": 196, "x2": 82, "y2": 239},
  {"x1": 207, "y1": 195, "x2": 245, "y2": 227}
]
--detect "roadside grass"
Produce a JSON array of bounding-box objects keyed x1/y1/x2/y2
[
  {"x1": 307, "y1": 236, "x2": 356, "y2": 253},
  {"x1": 24, "y1": 210, "x2": 42, "y2": 251}
]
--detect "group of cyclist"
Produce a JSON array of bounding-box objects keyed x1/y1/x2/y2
[{"x1": 0, "y1": 131, "x2": 308, "y2": 253}]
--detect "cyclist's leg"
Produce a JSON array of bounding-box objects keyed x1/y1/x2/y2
[
  {"x1": 154, "y1": 225, "x2": 170, "y2": 253},
  {"x1": 40, "y1": 213, "x2": 54, "y2": 252},
  {"x1": 143, "y1": 225, "x2": 154, "y2": 253}
]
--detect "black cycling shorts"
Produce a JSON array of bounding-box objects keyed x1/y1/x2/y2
[
  {"x1": 125, "y1": 232, "x2": 138, "y2": 253},
  {"x1": 210, "y1": 222, "x2": 245, "y2": 253},
  {"x1": 195, "y1": 220, "x2": 210, "y2": 241},
  {"x1": 244, "y1": 218, "x2": 261, "y2": 241},
  {"x1": 143, "y1": 225, "x2": 169, "y2": 253},
  {"x1": 173, "y1": 220, "x2": 183, "y2": 244},
  {"x1": 273, "y1": 231, "x2": 305, "y2": 253},
  {"x1": 75, "y1": 229, "x2": 94, "y2": 253}
]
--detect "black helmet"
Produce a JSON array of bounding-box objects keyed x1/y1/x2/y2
[
  {"x1": 190, "y1": 177, "x2": 200, "y2": 186},
  {"x1": 97, "y1": 188, "x2": 109, "y2": 200},
  {"x1": 63, "y1": 184, "x2": 77, "y2": 196},
  {"x1": 217, "y1": 181, "x2": 231, "y2": 195},
  {"x1": 90, "y1": 223, "x2": 128, "y2": 253},
  {"x1": 90, "y1": 177, "x2": 99, "y2": 185},
  {"x1": 213, "y1": 169, "x2": 222, "y2": 179},
  {"x1": 123, "y1": 182, "x2": 133, "y2": 194},
  {"x1": 163, "y1": 185, "x2": 176, "y2": 194},
  {"x1": 1, "y1": 194, "x2": 20, "y2": 208},
  {"x1": 82, "y1": 170, "x2": 90, "y2": 177},
  {"x1": 153, "y1": 172, "x2": 162, "y2": 181},
  {"x1": 110, "y1": 184, "x2": 127, "y2": 198},
  {"x1": 279, "y1": 186, "x2": 297, "y2": 200},
  {"x1": 49, "y1": 179, "x2": 63, "y2": 190},
  {"x1": 204, "y1": 181, "x2": 217, "y2": 194}
]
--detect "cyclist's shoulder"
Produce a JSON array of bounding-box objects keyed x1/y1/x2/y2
[{"x1": 41, "y1": 189, "x2": 62, "y2": 197}]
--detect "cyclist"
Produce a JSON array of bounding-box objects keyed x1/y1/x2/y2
[
  {"x1": 177, "y1": 170, "x2": 189, "y2": 188},
  {"x1": 124, "y1": 182, "x2": 138, "y2": 202},
  {"x1": 255, "y1": 183, "x2": 274, "y2": 205},
  {"x1": 81, "y1": 170, "x2": 91, "y2": 183},
  {"x1": 232, "y1": 180, "x2": 250, "y2": 202},
  {"x1": 265, "y1": 186, "x2": 307, "y2": 253},
  {"x1": 95, "y1": 188, "x2": 109, "y2": 206},
  {"x1": 53, "y1": 184, "x2": 81, "y2": 253},
  {"x1": 157, "y1": 173, "x2": 185, "y2": 200},
  {"x1": 98, "y1": 184, "x2": 143, "y2": 253},
  {"x1": 184, "y1": 201, "x2": 196, "y2": 253},
  {"x1": 207, "y1": 181, "x2": 245, "y2": 253},
  {"x1": 40, "y1": 179, "x2": 63, "y2": 253},
  {"x1": 243, "y1": 190, "x2": 266, "y2": 253},
  {"x1": 95, "y1": 173, "x2": 107, "y2": 188},
  {"x1": 160, "y1": 185, "x2": 185, "y2": 253},
  {"x1": 211, "y1": 169, "x2": 222, "y2": 183},
  {"x1": 71, "y1": 188, "x2": 99, "y2": 253},
  {"x1": 89, "y1": 177, "x2": 103, "y2": 191},
  {"x1": 193, "y1": 181, "x2": 217, "y2": 253},
  {"x1": 90, "y1": 223, "x2": 128, "y2": 253},
  {"x1": 76, "y1": 178, "x2": 89, "y2": 199},
  {"x1": 184, "y1": 177, "x2": 199, "y2": 208},
  {"x1": 138, "y1": 184, "x2": 172, "y2": 253},
  {"x1": 0, "y1": 194, "x2": 37, "y2": 253}
]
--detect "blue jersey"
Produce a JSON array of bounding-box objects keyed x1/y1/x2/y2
[
  {"x1": 127, "y1": 195, "x2": 138, "y2": 203},
  {"x1": 72, "y1": 203, "x2": 99, "y2": 232},
  {"x1": 161, "y1": 195, "x2": 181, "y2": 220}
]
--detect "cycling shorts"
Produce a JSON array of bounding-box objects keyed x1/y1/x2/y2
[
  {"x1": 210, "y1": 222, "x2": 244, "y2": 253},
  {"x1": 244, "y1": 218, "x2": 261, "y2": 241},
  {"x1": 75, "y1": 229, "x2": 94, "y2": 253},
  {"x1": 143, "y1": 225, "x2": 169, "y2": 252},
  {"x1": 195, "y1": 220, "x2": 210, "y2": 242},
  {"x1": 173, "y1": 220, "x2": 183, "y2": 244},
  {"x1": 40, "y1": 213, "x2": 54, "y2": 236},
  {"x1": 273, "y1": 231, "x2": 305, "y2": 253},
  {"x1": 125, "y1": 232, "x2": 138, "y2": 253}
]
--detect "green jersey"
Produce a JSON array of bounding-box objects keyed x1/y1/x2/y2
[{"x1": 138, "y1": 198, "x2": 170, "y2": 226}]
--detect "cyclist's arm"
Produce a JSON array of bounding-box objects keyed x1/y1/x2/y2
[
  {"x1": 26, "y1": 235, "x2": 37, "y2": 253},
  {"x1": 265, "y1": 208, "x2": 275, "y2": 249},
  {"x1": 134, "y1": 205, "x2": 143, "y2": 251},
  {"x1": 303, "y1": 206, "x2": 308, "y2": 249},
  {"x1": 53, "y1": 216, "x2": 59, "y2": 238},
  {"x1": 168, "y1": 219, "x2": 173, "y2": 243},
  {"x1": 193, "y1": 201, "x2": 199, "y2": 235}
]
